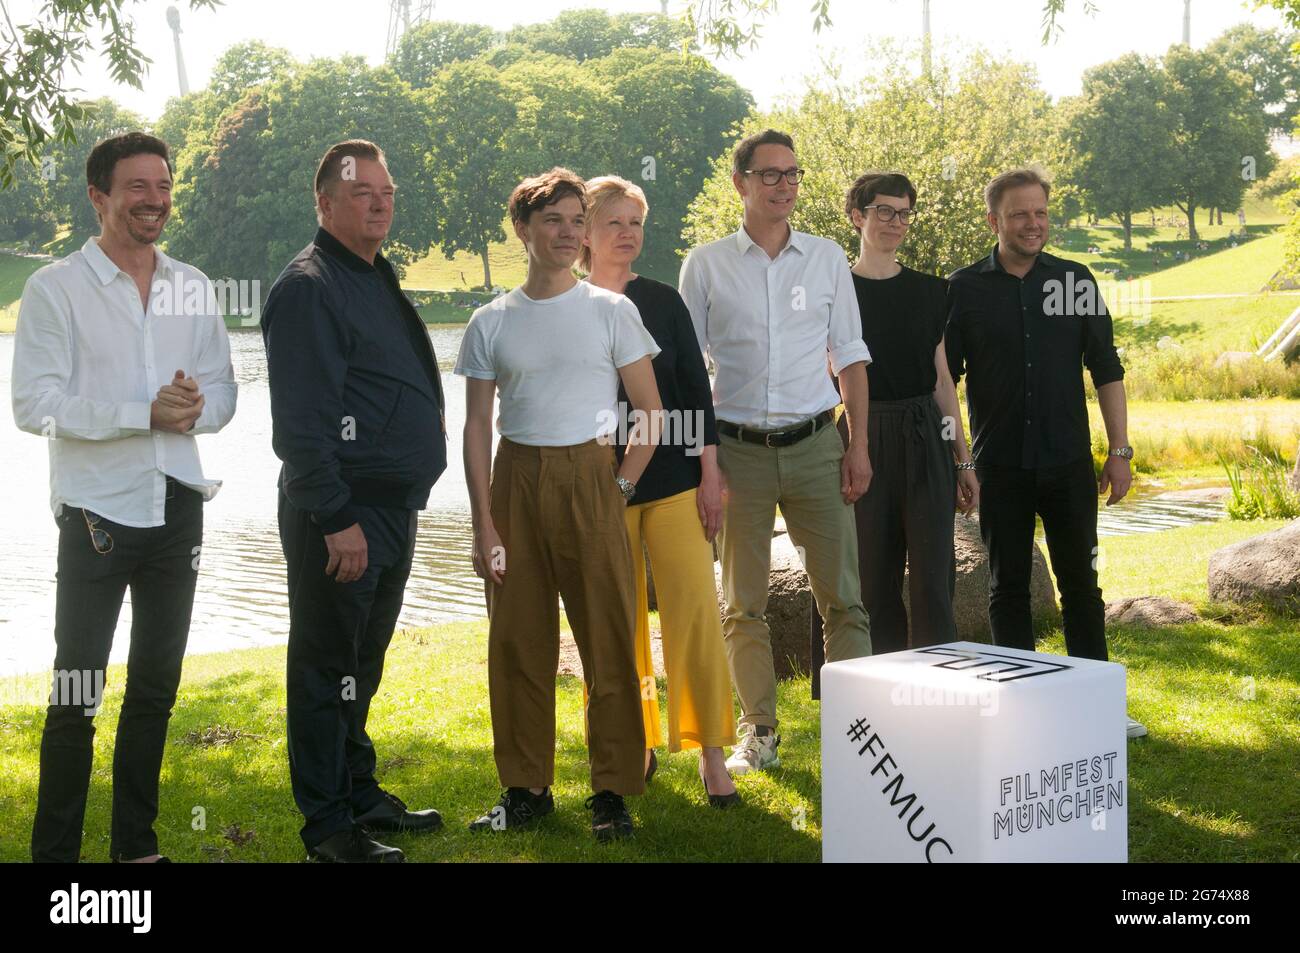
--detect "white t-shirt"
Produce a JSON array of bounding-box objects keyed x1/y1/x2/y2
[{"x1": 453, "y1": 279, "x2": 660, "y2": 446}]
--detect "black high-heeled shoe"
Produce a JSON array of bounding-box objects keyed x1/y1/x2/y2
[
  {"x1": 699, "y1": 760, "x2": 741, "y2": 809},
  {"x1": 645, "y1": 749, "x2": 658, "y2": 784}
]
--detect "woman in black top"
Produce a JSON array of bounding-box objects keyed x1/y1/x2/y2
[
  {"x1": 812, "y1": 172, "x2": 978, "y2": 668},
  {"x1": 581, "y1": 175, "x2": 740, "y2": 808}
]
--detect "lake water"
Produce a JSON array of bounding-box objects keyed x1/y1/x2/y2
[
  {"x1": 0, "y1": 328, "x2": 489, "y2": 677},
  {"x1": 0, "y1": 329, "x2": 1228, "y2": 676}
]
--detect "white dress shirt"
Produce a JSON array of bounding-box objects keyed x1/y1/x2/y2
[
  {"x1": 11, "y1": 237, "x2": 237, "y2": 527},
  {"x1": 678, "y1": 225, "x2": 872, "y2": 429}
]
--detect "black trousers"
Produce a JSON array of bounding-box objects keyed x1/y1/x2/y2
[
  {"x1": 810, "y1": 396, "x2": 957, "y2": 697},
  {"x1": 976, "y1": 457, "x2": 1107, "y2": 661},
  {"x1": 31, "y1": 478, "x2": 203, "y2": 862},
  {"x1": 278, "y1": 492, "x2": 417, "y2": 850}
]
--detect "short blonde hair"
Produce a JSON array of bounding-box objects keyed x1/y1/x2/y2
[
  {"x1": 984, "y1": 166, "x2": 1051, "y2": 215},
  {"x1": 581, "y1": 175, "x2": 649, "y2": 272}
]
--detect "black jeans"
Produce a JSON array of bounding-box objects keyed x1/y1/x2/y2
[
  {"x1": 976, "y1": 457, "x2": 1107, "y2": 660},
  {"x1": 278, "y1": 492, "x2": 417, "y2": 850},
  {"x1": 31, "y1": 478, "x2": 203, "y2": 862}
]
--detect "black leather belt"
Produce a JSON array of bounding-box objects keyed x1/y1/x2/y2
[{"x1": 717, "y1": 409, "x2": 835, "y2": 448}]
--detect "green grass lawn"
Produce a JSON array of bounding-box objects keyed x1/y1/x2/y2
[
  {"x1": 0, "y1": 519, "x2": 1295, "y2": 862},
  {"x1": 1086, "y1": 398, "x2": 1300, "y2": 481},
  {"x1": 0, "y1": 250, "x2": 46, "y2": 333}
]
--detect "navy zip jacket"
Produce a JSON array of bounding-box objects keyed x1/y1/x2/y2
[{"x1": 262, "y1": 227, "x2": 447, "y2": 534}]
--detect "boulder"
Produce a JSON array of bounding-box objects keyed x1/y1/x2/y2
[
  {"x1": 1212, "y1": 350, "x2": 1255, "y2": 368},
  {"x1": 1208, "y1": 519, "x2": 1300, "y2": 612},
  {"x1": 1105, "y1": 596, "x2": 1198, "y2": 627}
]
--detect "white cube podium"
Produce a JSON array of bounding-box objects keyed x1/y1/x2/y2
[{"x1": 822, "y1": 642, "x2": 1127, "y2": 863}]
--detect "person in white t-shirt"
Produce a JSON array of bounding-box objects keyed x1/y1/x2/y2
[{"x1": 455, "y1": 167, "x2": 663, "y2": 843}]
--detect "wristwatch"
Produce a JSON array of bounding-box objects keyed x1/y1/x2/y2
[
  {"x1": 615, "y1": 476, "x2": 636, "y2": 502},
  {"x1": 1108, "y1": 446, "x2": 1134, "y2": 460}
]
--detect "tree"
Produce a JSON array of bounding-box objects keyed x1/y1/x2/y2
[
  {"x1": 0, "y1": 0, "x2": 219, "y2": 186},
  {"x1": 507, "y1": 8, "x2": 693, "y2": 62},
  {"x1": 1162, "y1": 44, "x2": 1274, "y2": 241},
  {"x1": 1206, "y1": 24, "x2": 1300, "y2": 136},
  {"x1": 390, "y1": 21, "x2": 499, "y2": 89},
  {"x1": 165, "y1": 57, "x2": 437, "y2": 294},
  {"x1": 498, "y1": 55, "x2": 621, "y2": 182},
  {"x1": 686, "y1": 0, "x2": 1090, "y2": 54},
  {"x1": 682, "y1": 49, "x2": 1055, "y2": 278},
  {"x1": 0, "y1": 154, "x2": 56, "y2": 246},
  {"x1": 1056, "y1": 54, "x2": 1177, "y2": 250},
  {"x1": 422, "y1": 60, "x2": 521, "y2": 288},
  {"x1": 584, "y1": 46, "x2": 752, "y2": 279},
  {"x1": 155, "y1": 43, "x2": 296, "y2": 200},
  {"x1": 207, "y1": 40, "x2": 296, "y2": 101}
]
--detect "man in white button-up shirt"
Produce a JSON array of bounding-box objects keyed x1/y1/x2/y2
[
  {"x1": 11, "y1": 133, "x2": 235, "y2": 863},
  {"x1": 679, "y1": 129, "x2": 873, "y2": 775}
]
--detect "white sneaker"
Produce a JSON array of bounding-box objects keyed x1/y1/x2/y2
[
  {"x1": 726, "y1": 726, "x2": 781, "y2": 775},
  {"x1": 1126, "y1": 717, "x2": 1148, "y2": 739}
]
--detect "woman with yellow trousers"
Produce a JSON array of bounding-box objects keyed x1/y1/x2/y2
[{"x1": 581, "y1": 175, "x2": 739, "y2": 808}]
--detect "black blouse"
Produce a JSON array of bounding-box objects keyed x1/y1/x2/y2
[
  {"x1": 614, "y1": 275, "x2": 719, "y2": 505},
  {"x1": 855, "y1": 265, "x2": 948, "y2": 401}
]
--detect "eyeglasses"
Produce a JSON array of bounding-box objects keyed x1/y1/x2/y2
[
  {"x1": 82, "y1": 509, "x2": 113, "y2": 555},
  {"x1": 744, "y1": 167, "x2": 806, "y2": 186},
  {"x1": 861, "y1": 205, "x2": 918, "y2": 225}
]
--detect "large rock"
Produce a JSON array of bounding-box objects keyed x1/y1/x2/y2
[
  {"x1": 1105, "y1": 596, "x2": 1199, "y2": 627},
  {"x1": 1208, "y1": 519, "x2": 1300, "y2": 612},
  {"x1": 1290, "y1": 444, "x2": 1300, "y2": 493},
  {"x1": 696, "y1": 516, "x2": 1058, "y2": 679}
]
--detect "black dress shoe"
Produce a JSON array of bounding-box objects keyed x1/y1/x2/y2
[
  {"x1": 700, "y1": 762, "x2": 742, "y2": 810},
  {"x1": 354, "y1": 792, "x2": 443, "y2": 834},
  {"x1": 308, "y1": 826, "x2": 404, "y2": 863}
]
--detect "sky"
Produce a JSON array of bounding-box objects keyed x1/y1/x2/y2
[{"x1": 6, "y1": 0, "x2": 1286, "y2": 121}]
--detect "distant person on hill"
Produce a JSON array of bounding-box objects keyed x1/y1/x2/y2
[
  {"x1": 945, "y1": 166, "x2": 1146, "y2": 740},
  {"x1": 261, "y1": 139, "x2": 448, "y2": 863},
  {"x1": 12, "y1": 131, "x2": 236, "y2": 862}
]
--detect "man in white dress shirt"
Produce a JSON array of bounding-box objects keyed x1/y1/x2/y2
[
  {"x1": 11, "y1": 132, "x2": 236, "y2": 862},
  {"x1": 679, "y1": 129, "x2": 873, "y2": 774}
]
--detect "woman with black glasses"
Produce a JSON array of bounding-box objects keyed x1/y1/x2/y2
[{"x1": 812, "y1": 172, "x2": 978, "y2": 670}]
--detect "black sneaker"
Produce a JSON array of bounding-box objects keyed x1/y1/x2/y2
[
  {"x1": 468, "y1": 787, "x2": 554, "y2": 832},
  {"x1": 585, "y1": 791, "x2": 633, "y2": 843}
]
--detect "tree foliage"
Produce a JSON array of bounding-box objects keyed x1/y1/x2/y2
[
  {"x1": 1056, "y1": 54, "x2": 1177, "y2": 249},
  {"x1": 0, "y1": 0, "x2": 218, "y2": 186},
  {"x1": 682, "y1": 49, "x2": 1054, "y2": 277}
]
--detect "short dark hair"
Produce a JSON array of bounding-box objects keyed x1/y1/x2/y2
[
  {"x1": 85, "y1": 132, "x2": 172, "y2": 195},
  {"x1": 508, "y1": 167, "x2": 587, "y2": 225},
  {"x1": 985, "y1": 166, "x2": 1051, "y2": 215},
  {"x1": 314, "y1": 139, "x2": 387, "y2": 197},
  {"x1": 732, "y1": 128, "x2": 795, "y2": 177},
  {"x1": 845, "y1": 172, "x2": 917, "y2": 232}
]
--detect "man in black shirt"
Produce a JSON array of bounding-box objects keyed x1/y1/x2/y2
[
  {"x1": 946, "y1": 167, "x2": 1142, "y2": 736},
  {"x1": 262, "y1": 140, "x2": 448, "y2": 861}
]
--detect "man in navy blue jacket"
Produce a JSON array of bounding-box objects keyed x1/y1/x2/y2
[{"x1": 261, "y1": 139, "x2": 447, "y2": 863}]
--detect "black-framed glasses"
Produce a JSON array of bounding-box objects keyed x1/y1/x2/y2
[
  {"x1": 861, "y1": 205, "x2": 918, "y2": 225},
  {"x1": 744, "y1": 167, "x2": 806, "y2": 186},
  {"x1": 82, "y1": 509, "x2": 113, "y2": 555}
]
